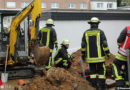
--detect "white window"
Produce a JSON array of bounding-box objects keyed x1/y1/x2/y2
[
  {"x1": 42, "y1": 2, "x2": 46, "y2": 8},
  {"x1": 107, "y1": 3, "x2": 113, "y2": 8},
  {"x1": 69, "y1": 3, "x2": 76, "y2": 8},
  {"x1": 97, "y1": 3, "x2": 103, "y2": 8},
  {"x1": 7, "y1": 2, "x2": 16, "y2": 8},
  {"x1": 80, "y1": 3, "x2": 87, "y2": 9},
  {"x1": 51, "y1": 3, "x2": 59, "y2": 8},
  {"x1": 21, "y1": 2, "x2": 30, "y2": 8}
]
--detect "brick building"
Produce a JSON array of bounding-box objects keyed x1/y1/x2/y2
[{"x1": 0, "y1": 0, "x2": 91, "y2": 10}]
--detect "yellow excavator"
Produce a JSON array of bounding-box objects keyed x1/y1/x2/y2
[
  {"x1": 9, "y1": 0, "x2": 41, "y2": 64},
  {"x1": 0, "y1": 0, "x2": 44, "y2": 79}
]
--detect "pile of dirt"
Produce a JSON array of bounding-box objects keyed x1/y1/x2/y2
[
  {"x1": 22, "y1": 49, "x2": 115, "y2": 90},
  {"x1": 23, "y1": 67, "x2": 95, "y2": 90}
]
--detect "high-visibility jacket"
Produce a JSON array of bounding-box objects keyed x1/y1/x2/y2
[
  {"x1": 54, "y1": 45, "x2": 71, "y2": 65},
  {"x1": 39, "y1": 26, "x2": 58, "y2": 53},
  {"x1": 81, "y1": 27, "x2": 110, "y2": 63},
  {"x1": 118, "y1": 26, "x2": 130, "y2": 57}
]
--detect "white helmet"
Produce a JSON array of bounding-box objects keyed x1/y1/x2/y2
[
  {"x1": 62, "y1": 40, "x2": 70, "y2": 45},
  {"x1": 29, "y1": 20, "x2": 33, "y2": 26},
  {"x1": 88, "y1": 17, "x2": 100, "y2": 24},
  {"x1": 46, "y1": 19, "x2": 54, "y2": 25}
]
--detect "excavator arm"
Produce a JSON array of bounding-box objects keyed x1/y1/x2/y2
[{"x1": 9, "y1": 0, "x2": 41, "y2": 64}]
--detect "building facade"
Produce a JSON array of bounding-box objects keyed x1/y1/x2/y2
[
  {"x1": 0, "y1": 0, "x2": 90, "y2": 10},
  {"x1": 91, "y1": 0, "x2": 117, "y2": 10},
  {"x1": 0, "y1": 0, "x2": 118, "y2": 10}
]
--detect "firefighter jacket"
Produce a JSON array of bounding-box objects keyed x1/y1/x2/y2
[
  {"x1": 39, "y1": 25, "x2": 58, "y2": 52},
  {"x1": 54, "y1": 44, "x2": 71, "y2": 65},
  {"x1": 115, "y1": 26, "x2": 130, "y2": 61},
  {"x1": 81, "y1": 27, "x2": 110, "y2": 63}
]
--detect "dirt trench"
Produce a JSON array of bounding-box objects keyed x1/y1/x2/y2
[{"x1": 21, "y1": 49, "x2": 115, "y2": 90}]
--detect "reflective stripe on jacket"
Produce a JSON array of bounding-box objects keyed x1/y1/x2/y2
[
  {"x1": 81, "y1": 28, "x2": 110, "y2": 63},
  {"x1": 39, "y1": 26, "x2": 57, "y2": 49},
  {"x1": 54, "y1": 45, "x2": 70, "y2": 64},
  {"x1": 118, "y1": 26, "x2": 130, "y2": 56}
]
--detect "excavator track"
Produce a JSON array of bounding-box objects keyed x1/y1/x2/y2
[{"x1": 0, "y1": 65, "x2": 44, "y2": 79}]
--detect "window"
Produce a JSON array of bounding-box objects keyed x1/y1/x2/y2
[
  {"x1": 51, "y1": 3, "x2": 59, "y2": 8},
  {"x1": 69, "y1": 3, "x2": 76, "y2": 8},
  {"x1": 97, "y1": 3, "x2": 103, "y2": 8},
  {"x1": 7, "y1": 2, "x2": 16, "y2": 8},
  {"x1": 80, "y1": 3, "x2": 87, "y2": 9},
  {"x1": 107, "y1": 3, "x2": 113, "y2": 8},
  {"x1": 42, "y1": 2, "x2": 46, "y2": 8},
  {"x1": 21, "y1": 2, "x2": 30, "y2": 8}
]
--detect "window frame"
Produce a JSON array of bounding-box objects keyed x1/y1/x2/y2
[
  {"x1": 80, "y1": 3, "x2": 87, "y2": 9},
  {"x1": 21, "y1": 2, "x2": 30, "y2": 8},
  {"x1": 107, "y1": 3, "x2": 113, "y2": 9},
  {"x1": 97, "y1": 3, "x2": 103, "y2": 8},
  {"x1": 69, "y1": 3, "x2": 76, "y2": 9},
  {"x1": 42, "y1": 2, "x2": 46, "y2": 8},
  {"x1": 51, "y1": 2, "x2": 59, "y2": 8},
  {"x1": 7, "y1": 2, "x2": 16, "y2": 8}
]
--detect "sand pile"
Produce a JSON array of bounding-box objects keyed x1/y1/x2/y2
[{"x1": 22, "y1": 49, "x2": 115, "y2": 90}]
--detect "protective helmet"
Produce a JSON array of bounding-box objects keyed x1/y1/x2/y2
[
  {"x1": 88, "y1": 17, "x2": 100, "y2": 24},
  {"x1": 29, "y1": 20, "x2": 33, "y2": 26},
  {"x1": 46, "y1": 19, "x2": 54, "y2": 25},
  {"x1": 62, "y1": 40, "x2": 70, "y2": 45}
]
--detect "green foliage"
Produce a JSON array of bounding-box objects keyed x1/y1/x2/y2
[
  {"x1": 117, "y1": 0, "x2": 122, "y2": 7},
  {"x1": 123, "y1": 0, "x2": 130, "y2": 5}
]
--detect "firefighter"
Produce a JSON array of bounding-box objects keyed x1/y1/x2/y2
[
  {"x1": 112, "y1": 26, "x2": 130, "y2": 89},
  {"x1": 39, "y1": 19, "x2": 58, "y2": 70},
  {"x1": 2, "y1": 25, "x2": 10, "y2": 50},
  {"x1": 81, "y1": 17, "x2": 110, "y2": 90},
  {"x1": 54, "y1": 40, "x2": 73, "y2": 69}
]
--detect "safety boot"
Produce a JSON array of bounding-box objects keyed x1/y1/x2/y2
[{"x1": 90, "y1": 78, "x2": 97, "y2": 89}]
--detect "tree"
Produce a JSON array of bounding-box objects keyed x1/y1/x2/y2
[
  {"x1": 117, "y1": 0, "x2": 122, "y2": 7},
  {"x1": 124, "y1": 0, "x2": 130, "y2": 5}
]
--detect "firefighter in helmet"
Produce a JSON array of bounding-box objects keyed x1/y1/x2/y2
[
  {"x1": 54, "y1": 40, "x2": 73, "y2": 69},
  {"x1": 81, "y1": 17, "x2": 110, "y2": 90},
  {"x1": 112, "y1": 26, "x2": 130, "y2": 90},
  {"x1": 39, "y1": 19, "x2": 58, "y2": 70}
]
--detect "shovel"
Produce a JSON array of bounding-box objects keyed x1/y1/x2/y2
[
  {"x1": 79, "y1": 57, "x2": 86, "y2": 80},
  {"x1": 1, "y1": 45, "x2": 9, "y2": 83}
]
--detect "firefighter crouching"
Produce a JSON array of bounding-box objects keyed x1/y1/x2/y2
[
  {"x1": 54, "y1": 40, "x2": 74, "y2": 69},
  {"x1": 38, "y1": 19, "x2": 58, "y2": 70},
  {"x1": 112, "y1": 26, "x2": 130, "y2": 90},
  {"x1": 81, "y1": 17, "x2": 110, "y2": 90}
]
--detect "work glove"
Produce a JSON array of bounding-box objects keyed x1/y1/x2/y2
[{"x1": 107, "y1": 54, "x2": 111, "y2": 60}]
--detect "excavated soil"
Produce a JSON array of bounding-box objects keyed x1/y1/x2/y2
[{"x1": 21, "y1": 49, "x2": 115, "y2": 90}]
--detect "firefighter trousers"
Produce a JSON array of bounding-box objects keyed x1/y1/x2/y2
[
  {"x1": 45, "y1": 52, "x2": 52, "y2": 70},
  {"x1": 89, "y1": 62, "x2": 106, "y2": 88},
  {"x1": 55, "y1": 59, "x2": 71, "y2": 69},
  {"x1": 112, "y1": 59, "x2": 129, "y2": 87}
]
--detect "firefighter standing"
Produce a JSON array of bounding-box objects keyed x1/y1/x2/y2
[
  {"x1": 54, "y1": 40, "x2": 73, "y2": 69},
  {"x1": 81, "y1": 17, "x2": 110, "y2": 90},
  {"x1": 39, "y1": 19, "x2": 58, "y2": 70},
  {"x1": 112, "y1": 26, "x2": 130, "y2": 89}
]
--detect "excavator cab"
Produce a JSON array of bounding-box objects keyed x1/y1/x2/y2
[
  {"x1": 0, "y1": 10, "x2": 30, "y2": 64},
  {"x1": 0, "y1": 10, "x2": 19, "y2": 63},
  {"x1": 0, "y1": 0, "x2": 43, "y2": 79}
]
